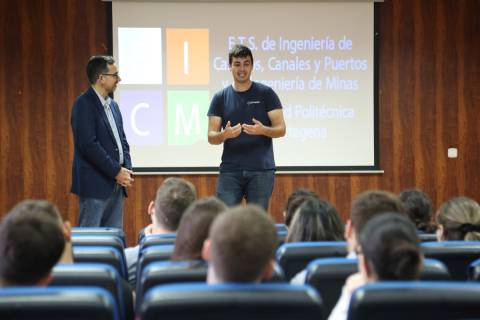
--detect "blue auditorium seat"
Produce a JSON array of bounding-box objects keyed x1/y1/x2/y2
[
  {"x1": 140, "y1": 283, "x2": 324, "y2": 320},
  {"x1": 421, "y1": 241, "x2": 480, "y2": 280},
  {"x1": 0, "y1": 287, "x2": 118, "y2": 320},
  {"x1": 305, "y1": 257, "x2": 450, "y2": 316},
  {"x1": 276, "y1": 241, "x2": 347, "y2": 280},
  {"x1": 71, "y1": 227, "x2": 126, "y2": 247},
  {"x1": 50, "y1": 263, "x2": 132, "y2": 320},
  {"x1": 73, "y1": 245, "x2": 128, "y2": 279},
  {"x1": 347, "y1": 281, "x2": 480, "y2": 320}
]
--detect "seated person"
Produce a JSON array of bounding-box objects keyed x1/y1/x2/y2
[
  {"x1": 328, "y1": 212, "x2": 422, "y2": 320},
  {"x1": 436, "y1": 196, "x2": 480, "y2": 241},
  {"x1": 202, "y1": 205, "x2": 277, "y2": 284},
  {"x1": 291, "y1": 190, "x2": 405, "y2": 284},
  {"x1": 399, "y1": 188, "x2": 436, "y2": 233},
  {"x1": 283, "y1": 188, "x2": 319, "y2": 228},
  {"x1": 0, "y1": 200, "x2": 65, "y2": 287},
  {"x1": 172, "y1": 197, "x2": 226, "y2": 261},
  {"x1": 285, "y1": 197, "x2": 344, "y2": 243},
  {"x1": 125, "y1": 177, "x2": 197, "y2": 287}
]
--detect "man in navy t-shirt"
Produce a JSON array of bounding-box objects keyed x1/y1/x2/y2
[{"x1": 207, "y1": 44, "x2": 286, "y2": 210}]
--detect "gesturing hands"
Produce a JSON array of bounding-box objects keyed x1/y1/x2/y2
[
  {"x1": 242, "y1": 118, "x2": 265, "y2": 135},
  {"x1": 223, "y1": 121, "x2": 242, "y2": 140},
  {"x1": 115, "y1": 167, "x2": 134, "y2": 187},
  {"x1": 223, "y1": 118, "x2": 266, "y2": 141}
]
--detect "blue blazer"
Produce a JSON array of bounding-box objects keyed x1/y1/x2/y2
[{"x1": 71, "y1": 87, "x2": 132, "y2": 199}]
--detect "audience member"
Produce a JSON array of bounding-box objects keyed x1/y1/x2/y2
[
  {"x1": 202, "y1": 205, "x2": 277, "y2": 284},
  {"x1": 291, "y1": 190, "x2": 406, "y2": 284},
  {"x1": 125, "y1": 177, "x2": 197, "y2": 286},
  {"x1": 399, "y1": 188, "x2": 436, "y2": 233},
  {"x1": 328, "y1": 213, "x2": 422, "y2": 320},
  {"x1": 345, "y1": 190, "x2": 406, "y2": 256},
  {"x1": 283, "y1": 188, "x2": 318, "y2": 227},
  {"x1": 286, "y1": 197, "x2": 344, "y2": 242},
  {"x1": 172, "y1": 197, "x2": 227, "y2": 261},
  {"x1": 436, "y1": 196, "x2": 480, "y2": 241},
  {"x1": 0, "y1": 200, "x2": 65, "y2": 286}
]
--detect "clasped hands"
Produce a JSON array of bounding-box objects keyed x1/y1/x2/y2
[
  {"x1": 223, "y1": 118, "x2": 265, "y2": 140},
  {"x1": 115, "y1": 167, "x2": 134, "y2": 187}
]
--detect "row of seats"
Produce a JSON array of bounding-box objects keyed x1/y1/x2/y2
[
  {"x1": 277, "y1": 241, "x2": 480, "y2": 280},
  {"x1": 71, "y1": 231, "x2": 480, "y2": 284},
  {"x1": 3, "y1": 281, "x2": 480, "y2": 320}
]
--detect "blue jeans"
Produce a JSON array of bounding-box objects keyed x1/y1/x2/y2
[
  {"x1": 216, "y1": 170, "x2": 275, "y2": 210},
  {"x1": 78, "y1": 184, "x2": 124, "y2": 228}
]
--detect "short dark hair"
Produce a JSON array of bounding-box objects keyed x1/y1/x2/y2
[
  {"x1": 154, "y1": 178, "x2": 197, "y2": 231},
  {"x1": 284, "y1": 188, "x2": 319, "y2": 227},
  {"x1": 286, "y1": 197, "x2": 344, "y2": 242},
  {"x1": 228, "y1": 44, "x2": 253, "y2": 66},
  {"x1": 209, "y1": 205, "x2": 276, "y2": 283},
  {"x1": 351, "y1": 190, "x2": 406, "y2": 235},
  {"x1": 172, "y1": 197, "x2": 227, "y2": 261},
  {"x1": 360, "y1": 212, "x2": 421, "y2": 280},
  {"x1": 86, "y1": 55, "x2": 115, "y2": 84},
  {"x1": 0, "y1": 200, "x2": 65, "y2": 286},
  {"x1": 399, "y1": 189, "x2": 435, "y2": 233}
]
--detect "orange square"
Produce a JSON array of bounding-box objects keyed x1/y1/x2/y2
[{"x1": 166, "y1": 28, "x2": 209, "y2": 85}]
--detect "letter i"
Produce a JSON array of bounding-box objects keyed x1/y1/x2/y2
[{"x1": 184, "y1": 41, "x2": 189, "y2": 75}]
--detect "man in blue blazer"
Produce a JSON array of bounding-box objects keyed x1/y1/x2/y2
[{"x1": 71, "y1": 55, "x2": 134, "y2": 228}]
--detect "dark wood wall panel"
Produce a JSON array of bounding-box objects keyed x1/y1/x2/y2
[{"x1": 1, "y1": 0, "x2": 479, "y2": 246}]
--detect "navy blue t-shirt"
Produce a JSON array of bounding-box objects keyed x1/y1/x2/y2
[{"x1": 207, "y1": 82, "x2": 282, "y2": 171}]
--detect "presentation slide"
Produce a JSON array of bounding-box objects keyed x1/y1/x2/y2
[{"x1": 112, "y1": 1, "x2": 376, "y2": 172}]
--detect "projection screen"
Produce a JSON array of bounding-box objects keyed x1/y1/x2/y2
[{"x1": 112, "y1": 0, "x2": 378, "y2": 173}]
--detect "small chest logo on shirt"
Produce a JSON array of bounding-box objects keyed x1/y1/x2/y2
[{"x1": 246, "y1": 101, "x2": 261, "y2": 105}]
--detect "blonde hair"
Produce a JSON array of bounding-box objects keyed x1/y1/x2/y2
[{"x1": 436, "y1": 197, "x2": 480, "y2": 241}]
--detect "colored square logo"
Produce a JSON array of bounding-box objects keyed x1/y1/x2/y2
[
  {"x1": 118, "y1": 90, "x2": 164, "y2": 145},
  {"x1": 118, "y1": 28, "x2": 163, "y2": 85},
  {"x1": 167, "y1": 90, "x2": 209, "y2": 145},
  {"x1": 166, "y1": 28, "x2": 209, "y2": 85}
]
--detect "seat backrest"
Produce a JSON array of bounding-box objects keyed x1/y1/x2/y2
[
  {"x1": 139, "y1": 233, "x2": 177, "y2": 252},
  {"x1": 50, "y1": 263, "x2": 132, "y2": 320},
  {"x1": 467, "y1": 258, "x2": 480, "y2": 280},
  {"x1": 347, "y1": 281, "x2": 480, "y2": 320},
  {"x1": 136, "y1": 244, "x2": 175, "y2": 288},
  {"x1": 305, "y1": 257, "x2": 450, "y2": 317},
  {"x1": 0, "y1": 286, "x2": 118, "y2": 320},
  {"x1": 137, "y1": 260, "x2": 207, "y2": 310},
  {"x1": 71, "y1": 227, "x2": 126, "y2": 247},
  {"x1": 140, "y1": 283, "x2": 324, "y2": 320},
  {"x1": 276, "y1": 242, "x2": 348, "y2": 280},
  {"x1": 73, "y1": 245, "x2": 128, "y2": 279},
  {"x1": 418, "y1": 233, "x2": 437, "y2": 242},
  {"x1": 421, "y1": 241, "x2": 480, "y2": 280},
  {"x1": 275, "y1": 223, "x2": 288, "y2": 232},
  {"x1": 305, "y1": 257, "x2": 358, "y2": 316}
]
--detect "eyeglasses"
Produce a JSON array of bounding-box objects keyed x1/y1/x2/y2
[{"x1": 102, "y1": 73, "x2": 120, "y2": 79}]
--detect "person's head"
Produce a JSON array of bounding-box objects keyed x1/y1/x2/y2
[
  {"x1": 172, "y1": 197, "x2": 227, "y2": 261},
  {"x1": 436, "y1": 197, "x2": 480, "y2": 241},
  {"x1": 399, "y1": 189, "x2": 435, "y2": 233},
  {"x1": 202, "y1": 205, "x2": 277, "y2": 284},
  {"x1": 358, "y1": 212, "x2": 422, "y2": 282},
  {"x1": 86, "y1": 55, "x2": 121, "y2": 93},
  {"x1": 150, "y1": 177, "x2": 197, "y2": 232},
  {"x1": 286, "y1": 197, "x2": 344, "y2": 242},
  {"x1": 346, "y1": 190, "x2": 406, "y2": 253},
  {"x1": 228, "y1": 44, "x2": 253, "y2": 85},
  {"x1": 0, "y1": 200, "x2": 65, "y2": 287},
  {"x1": 284, "y1": 188, "x2": 319, "y2": 227}
]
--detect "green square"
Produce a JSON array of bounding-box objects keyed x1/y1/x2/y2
[{"x1": 167, "y1": 90, "x2": 210, "y2": 145}]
